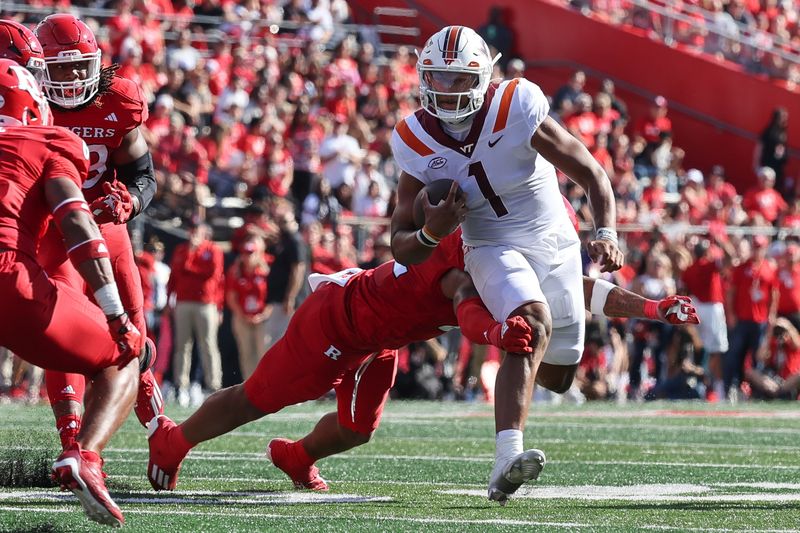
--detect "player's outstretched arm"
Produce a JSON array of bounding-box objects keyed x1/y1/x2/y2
[
  {"x1": 92, "y1": 127, "x2": 155, "y2": 224},
  {"x1": 45, "y1": 176, "x2": 142, "y2": 357},
  {"x1": 583, "y1": 277, "x2": 699, "y2": 325},
  {"x1": 442, "y1": 269, "x2": 533, "y2": 353},
  {"x1": 531, "y1": 117, "x2": 623, "y2": 273}
]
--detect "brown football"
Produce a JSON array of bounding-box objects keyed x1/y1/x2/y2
[{"x1": 412, "y1": 179, "x2": 465, "y2": 228}]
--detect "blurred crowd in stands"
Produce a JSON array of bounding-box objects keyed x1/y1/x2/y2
[
  {"x1": 569, "y1": 0, "x2": 800, "y2": 85},
  {"x1": 1, "y1": 0, "x2": 799, "y2": 407}
]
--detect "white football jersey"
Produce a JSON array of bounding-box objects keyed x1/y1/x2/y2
[{"x1": 391, "y1": 78, "x2": 580, "y2": 265}]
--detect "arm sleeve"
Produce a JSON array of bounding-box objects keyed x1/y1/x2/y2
[
  {"x1": 118, "y1": 152, "x2": 156, "y2": 216},
  {"x1": 456, "y1": 297, "x2": 496, "y2": 346}
]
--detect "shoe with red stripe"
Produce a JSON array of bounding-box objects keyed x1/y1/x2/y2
[
  {"x1": 134, "y1": 338, "x2": 164, "y2": 428},
  {"x1": 267, "y1": 438, "x2": 329, "y2": 491},
  {"x1": 51, "y1": 443, "x2": 124, "y2": 527},
  {"x1": 147, "y1": 415, "x2": 185, "y2": 491}
]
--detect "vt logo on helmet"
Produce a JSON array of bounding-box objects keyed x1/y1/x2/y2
[
  {"x1": 34, "y1": 14, "x2": 101, "y2": 109},
  {"x1": 417, "y1": 26, "x2": 500, "y2": 125}
]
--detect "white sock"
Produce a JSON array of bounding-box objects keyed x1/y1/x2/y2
[{"x1": 495, "y1": 429, "x2": 523, "y2": 466}]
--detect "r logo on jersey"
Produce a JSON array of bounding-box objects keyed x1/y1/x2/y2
[
  {"x1": 428, "y1": 156, "x2": 447, "y2": 169},
  {"x1": 324, "y1": 345, "x2": 341, "y2": 361}
]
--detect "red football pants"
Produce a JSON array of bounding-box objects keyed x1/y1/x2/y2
[
  {"x1": 243, "y1": 283, "x2": 397, "y2": 434},
  {"x1": 0, "y1": 251, "x2": 125, "y2": 374},
  {"x1": 38, "y1": 222, "x2": 145, "y2": 405}
]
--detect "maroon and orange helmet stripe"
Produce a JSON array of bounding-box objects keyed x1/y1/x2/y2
[{"x1": 441, "y1": 26, "x2": 463, "y2": 64}]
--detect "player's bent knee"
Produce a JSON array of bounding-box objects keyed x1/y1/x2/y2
[
  {"x1": 340, "y1": 425, "x2": 373, "y2": 447},
  {"x1": 510, "y1": 302, "x2": 552, "y2": 351},
  {"x1": 536, "y1": 362, "x2": 578, "y2": 393}
]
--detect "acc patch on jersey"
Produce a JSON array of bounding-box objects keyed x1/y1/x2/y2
[{"x1": 428, "y1": 156, "x2": 447, "y2": 169}]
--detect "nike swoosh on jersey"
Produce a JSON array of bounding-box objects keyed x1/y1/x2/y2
[{"x1": 488, "y1": 135, "x2": 504, "y2": 148}]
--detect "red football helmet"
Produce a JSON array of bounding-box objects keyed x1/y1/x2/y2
[
  {"x1": 0, "y1": 20, "x2": 45, "y2": 82},
  {"x1": 34, "y1": 14, "x2": 101, "y2": 108},
  {"x1": 0, "y1": 58, "x2": 51, "y2": 126}
]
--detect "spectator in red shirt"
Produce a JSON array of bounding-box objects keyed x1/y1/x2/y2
[
  {"x1": 226, "y1": 233, "x2": 271, "y2": 380},
  {"x1": 642, "y1": 174, "x2": 667, "y2": 214},
  {"x1": 565, "y1": 93, "x2": 600, "y2": 149},
  {"x1": 593, "y1": 92, "x2": 620, "y2": 135},
  {"x1": 590, "y1": 133, "x2": 615, "y2": 179},
  {"x1": 746, "y1": 318, "x2": 800, "y2": 399},
  {"x1": 634, "y1": 95, "x2": 672, "y2": 145},
  {"x1": 705, "y1": 165, "x2": 738, "y2": 206},
  {"x1": 167, "y1": 222, "x2": 225, "y2": 406},
  {"x1": 682, "y1": 169, "x2": 710, "y2": 223},
  {"x1": 783, "y1": 199, "x2": 800, "y2": 229},
  {"x1": 143, "y1": 94, "x2": 174, "y2": 146},
  {"x1": 231, "y1": 204, "x2": 278, "y2": 254},
  {"x1": 681, "y1": 238, "x2": 730, "y2": 400},
  {"x1": 724, "y1": 235, "x2": 780, "y2": 398},
  {"x1": 743, "y1": 166, "x2": 788, "y2": 224},
  {"x1": 777, "y1": 242, "x2": 800, "y2": 330},
  {"x1": 174, "y1": 127, "x2": 210, "y2": 185}
]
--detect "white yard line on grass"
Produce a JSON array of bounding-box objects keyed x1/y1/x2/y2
[
  {"x1": 0, "y1": 504, "x2": 796, "y2": 532},
  {"x1": 72, "y1": 449, "x2": 800, "y2": 471},
  {"x1": 441, "y1": 483, "x2": 800, "y2": 503},
  {"x1": 106, "y1": 476, "x2": 800, "y2": 493},
  {"x1": 380, "y1": 418, "x2": 800, "y2": 436},
  {"x1": 7, "y1": 443, "x2": 798, "y2": 471},
  {"x1": 0, "y1": 490, "x2": 392, "y2": 505}
]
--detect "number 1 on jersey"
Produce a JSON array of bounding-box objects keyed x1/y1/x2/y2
[{"x1": 468, "y1": 161, "x2": 508, "y2": 217}]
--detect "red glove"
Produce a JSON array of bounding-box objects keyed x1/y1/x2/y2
[
  {"x1": 108, "y1": 312, "x2": 143, "y2": 363},
  {"x1": 90, "y1": 181, "x2": 134, "y2": 225},
  {"x1": 645, "y1": 296, "x2": 700, "y2": 325},
  {"x1": 485, "y1": 316, "x2": 533, "y2": 353}
]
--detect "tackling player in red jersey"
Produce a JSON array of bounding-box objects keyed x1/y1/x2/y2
[
  {"x1": 0, "y1": 58, "x2": 141, "y2": 527},
  {"x1": 27, "y1": 14, "x2": 161, "y2": 448},
  {"x1": 147, "y1": 224, "x2": 697, "y2": 492}
]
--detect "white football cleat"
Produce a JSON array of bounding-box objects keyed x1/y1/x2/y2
[{"x1": 487, "y1": 448, "x2": 546, "y2": 506}]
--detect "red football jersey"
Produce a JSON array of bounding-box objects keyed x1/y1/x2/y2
[
  {"x1": 0, "y1": 126, "x2": 90, "y2": 258},
  {"x1": 344, "y1": 229, "x2": 466, "y2": 350},
  {"x1": 50, "y1": 76, "x2": 147, "y2": 203}
]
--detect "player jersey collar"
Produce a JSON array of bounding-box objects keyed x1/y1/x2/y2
[{"x1": 416, "y1": 84, "x2": 497, "y2": 158}]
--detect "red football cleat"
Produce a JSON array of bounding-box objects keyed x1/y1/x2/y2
[
  {"x1": 51, "y1": 444, "x2": 124, "y2": 527},
  {"x1": 147, "y1": 415, "x2": 185, "y2": 491},
  {"x1": 267, "y1": 438, "x2": 329, "y2": 491},
  {"x1": 134, "y1": 339, "x2": 164, "y2": 428}
]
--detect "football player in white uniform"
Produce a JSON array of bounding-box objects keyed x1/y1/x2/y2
[{"x1": 390, "y1": 26, "x2": 623, "y2": 504}]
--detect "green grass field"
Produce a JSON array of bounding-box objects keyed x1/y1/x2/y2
[{"x1": 1, "y1": 400, "x2": 800, "y2": 532}]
